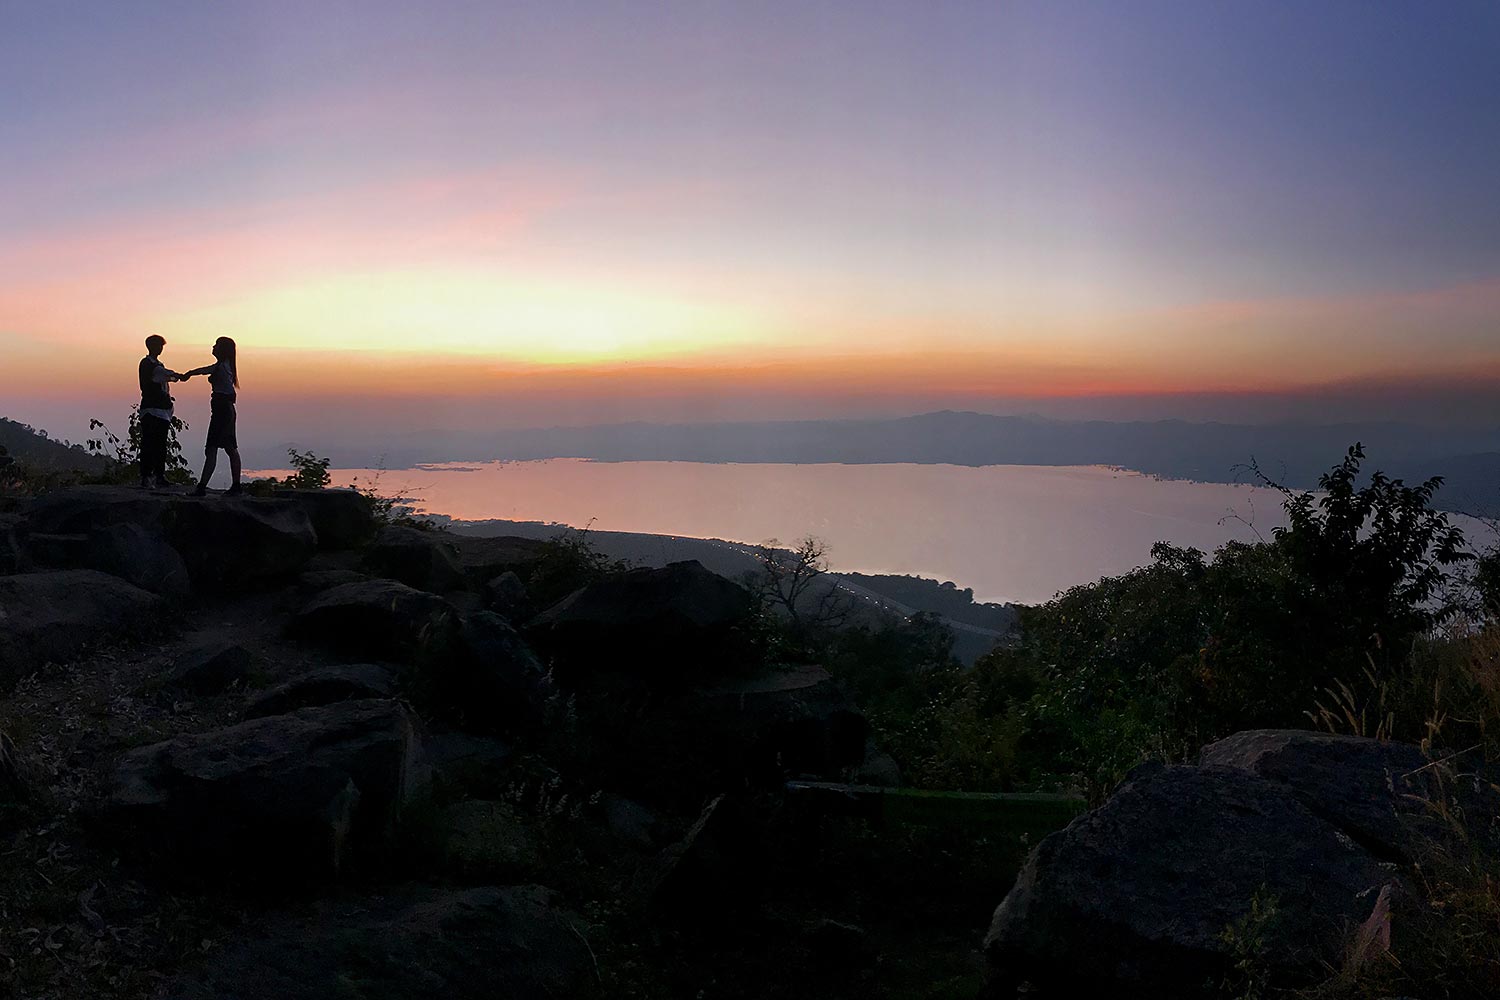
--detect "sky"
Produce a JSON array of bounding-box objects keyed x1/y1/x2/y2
[{"x1": 3, "y1": 1, "x2": 1499, "y2": 459}]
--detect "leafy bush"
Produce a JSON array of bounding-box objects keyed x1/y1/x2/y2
[
  {"x1": 86, "y1": 406, "x2": 194, "y2": 483},
  {"x1": 949, "y1": 445, "x2": 1482, "y2": 793},
  {"x1": 525, "y1": 522, "x2": 631, "y2": 610},
  {"x1": 285, "y1": 448, "x2": 331, "y2": 489}
]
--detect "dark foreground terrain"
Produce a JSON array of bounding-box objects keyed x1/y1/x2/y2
[{"x1": 2, "y1": 485, "x2": 1495, "y2": 998}]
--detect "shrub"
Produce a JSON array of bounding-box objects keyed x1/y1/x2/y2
[
  {"x1": 970, "y1": 445, "x2": 1481, "y2": 792},
  {"x1": 285, "y1": 448, "x2": 332, "y2": 489}
]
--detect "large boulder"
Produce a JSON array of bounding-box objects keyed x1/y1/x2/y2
[
  {"x1": 272, "y1": 488, "x2": 377, "y2": 549},
  {"x1": 168, "y1": 496, "x2": 317, "y2": 590},
  {"x1": 0, "y1": 570, "x2": 162, "y2": 689},
  {"x1": 0, "y1": 513, "x2": 22, "y2": 574},
  {"x1": 21, "y1": 486, "x2": 315, "y2": 591},
  {"x1": 0, "y1": 729, "x2": 36, "y2": 829},
  {"x1": 243, "y1": 662, "x2": 398, "y2": 719},
  {"x1": 163, "y1": 640, "x2": 256, "y2": 695},
  {"x1": 291, "y1": 579, "x2": 454, "y2": 661},
  {"x1": 984, "y1": 763, "x2": 1394, "y2": 994},
  {"x1": 162, "y1": 884, "x2": 596, "y2": 999},
  {"x1": 687, "y1": 665, "x2": 867, "y2": 782},
  {"x1": 361, "y1": 526, "x2": 465, "y2": 593},
  {"x1": 1200, "y1": 729, "x2": 1500, "y2": 862},
  {"x1": 529, "y1": 560, "x2": 757, "y2": 678},
  {"x1": 412, "y1": 611, "x2": 552, "y2": 734},
  {"x1": 563, "y1": 664, "x2": 865, "y2": 806},
  {"x1": 446, "y1": 533, "x2": 549, "y2": 587},
  {"x1": 21, "y1": 522, "x2": 191, "y2": 596},
  {"x1": 105, "y1": 699, "x2": 427, "y2": 881}
]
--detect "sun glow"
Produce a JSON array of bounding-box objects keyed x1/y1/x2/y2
[{"x1": 151, "y1": 270, "x2": 765, "y2": 365}]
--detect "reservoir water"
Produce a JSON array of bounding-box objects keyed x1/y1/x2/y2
[{"x1": 302, "y1": 459, "x2": 1319, "y2": 604}]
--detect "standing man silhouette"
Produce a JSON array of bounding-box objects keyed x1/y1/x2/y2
[{"x1": 138, "y1": 334, "x2": 183, "y2": 488}]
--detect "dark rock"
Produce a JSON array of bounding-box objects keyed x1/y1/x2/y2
[
  {"x1": 106, "y1": 699, "x2": 427, "y2": 881},
  {"x1": 1, "y1": 729, "x2": 35, "y2": 826},
  {"x1": 162, "y1": 884, "x2": 597, "y2": 999},
  {"x1": 447, "y1": 534, "x2": 549, "y2": 586},
  {"x1": 804, "y1": 919, "x2": 873, "y2": 966},
  {"x1": 23, "y1": 486, "x2": 315, "y2": 591},
  {"x1": 983, "y1": 763, "x2": 1393, "y2": 993},
  {"x1": 0, "y1": 514, "x2": 20, "y2": 574},
  {"x1": 361, "y1": 526, "x2": 465, "y2": 593},
  {"x1": 562, "y1": 664, "x2": 865, "y2": 806},
  {"x1": 22, "y1": 523, "x2": 191, "y2": 596},
  {"x1": 530, "y1": 560, "x2": 757, "y2": 678},
  {"x1": 640, "y1": 795, "x2": 759, "y2": 920},
  {"x1": 272, "y1": 488, "x2": 377, "y2": 549},
  {"x1": 165, "y1": 641, "x2": 255, "y2": 695},
  {"x1": 1200, "y1": 729, "x2": 1500, "y2": 862},
  {"x1": 417, "y1": 611, "x2": 551, "y2": 733},
  {"x1": 599, "y1": 793, "x2": 660, "y2": 852},
  {"x1": 290, "y1": 579, "x2": 454, "y2": 661},
  {"x1": 243, "y1": 663, "x2": 397, "y2": 719},
  {"x1": 854, "y1": 741, "x2": 902, "y2": 787},
  {"x1": 486, "y1": 570, "x2": 527, "y2": 611},
  {"x1": 446, "y1": 590, "x2": 485, "y2": 614},
  {"x1": 297, "y1": 568, "x2": 369, "y2": 592},
  {"x1": 688, "y1": 664, "x2": 867, "y2": 783},
  {"x1": 426, "y1": 731, "x2": 514, "y2": 798},
  {"x1": 170, "y1": 496, "x2": 317, "y2": 590},
  {"x1": 0, "y1": 570, "x2": 162, "y2": 689}
]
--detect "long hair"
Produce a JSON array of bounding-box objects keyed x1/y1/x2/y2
[{"x1": 212, "y1": 337, "x2": 239, "y2": 387}]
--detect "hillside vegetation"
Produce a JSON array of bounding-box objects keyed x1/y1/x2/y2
[{"x1": 0, "y1": 417, "x2": 109, "y2": 473}]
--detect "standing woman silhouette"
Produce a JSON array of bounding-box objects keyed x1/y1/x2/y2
[{"x1": 184, "y1": 337, "x2": 242, "y2": 496}]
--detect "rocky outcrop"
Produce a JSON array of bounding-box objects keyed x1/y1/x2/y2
[
  {"x1": 162, "y1": 884, "x2": 596, "y2": 999},
  {"x1": 105, "y1": 699, "x2": 427, "y2": 881},
  {"x1": 272, "y1": 488, "x2": 376, "y2": 549},
  {"x1": 244, "y1": 662, "x2": 398, "y2": 719},
  {"x1": 415, "y1": 611, "x2": 553, "y2": 733},
  {"x1": 291, "y1": 579, "x2": 453, "y2": 660},
  {"x1": 21, "y1": 486, "x2": 315, "y2": 591},
  {"x1": 164, "y1": 640, "x2": 256, "y2": 695},
  {"x1": 297, "y1": 568, "x2": 369, "y2": 592},
  {"x1": 984, "y1": 760, "x2": 1396, "y2": 994},
  {"x1": 688, "y1": 665, "x2": 867, "y2": 782},
  {"x1": 425, "y1": 730, "x2": 514, "y2": 799},
  {"x1": 361, "y1": 525, "x2": 465, "y2": 593},
  {"x1": 640, "y1": 795, "x2": 759, "y2": 922},
  {"x1": 447, "y1": 534, "x2": 549, "y2": 587},
  {"x1": 21, "y1": 522, "x2": 192, "y2": 596},
  {"x1": 485, "y1": 569, "x2": 527, "y2": 613},
  {"x1": 0, "y1": 569, "x2": 162, "y2": 688},
  {"x1": 0, "y1": 513, "x2": 20, "y2": 574},
  {"x1": 530, "y1": 560, "x2": 757, "y2": 678},
  {"x1": 0, "y1": 729, "x2": 34, "y2": 825},
  {"x1": 1200, "y1": 729, "x2": 1500, "y2": 862}
]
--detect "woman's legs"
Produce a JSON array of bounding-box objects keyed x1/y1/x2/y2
[
  {"x1": 228, "y1": 447, "x2": 241, "y2": 486},
  {"x1": 197, "y1": 447, "x2": 217, "y2": 491}
]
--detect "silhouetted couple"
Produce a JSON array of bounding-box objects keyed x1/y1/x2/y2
[{"x1": 138, "y1": 334, "x2": 241, "y2": 496}]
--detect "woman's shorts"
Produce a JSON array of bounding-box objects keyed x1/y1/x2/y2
[{"x1": 205, "y1": 395, "x2": 238, "y2": 451}]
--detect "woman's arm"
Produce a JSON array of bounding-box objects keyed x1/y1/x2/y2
[{"x1": 182, "y1": 365, "x2": 215, "y2": 377}]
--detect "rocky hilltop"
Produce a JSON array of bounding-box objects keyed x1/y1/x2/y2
[{"x1": 1, "y1": 485, "x2": 1493, "y2": 998}]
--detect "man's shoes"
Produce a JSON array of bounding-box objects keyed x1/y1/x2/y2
[
  {"x1": 152, "y1": 477, "x2": 171, "y2": 489},
  {"x1": 225, "y1": 484, "x2": 243, "y2": 497},
  {"x1": 191, "y1": 484, "x2": 208, "y2": 497}
]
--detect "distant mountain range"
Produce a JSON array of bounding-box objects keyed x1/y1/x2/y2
[{"x1": 388, "y1": 411, "x2": 1498, "y2": 514}]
